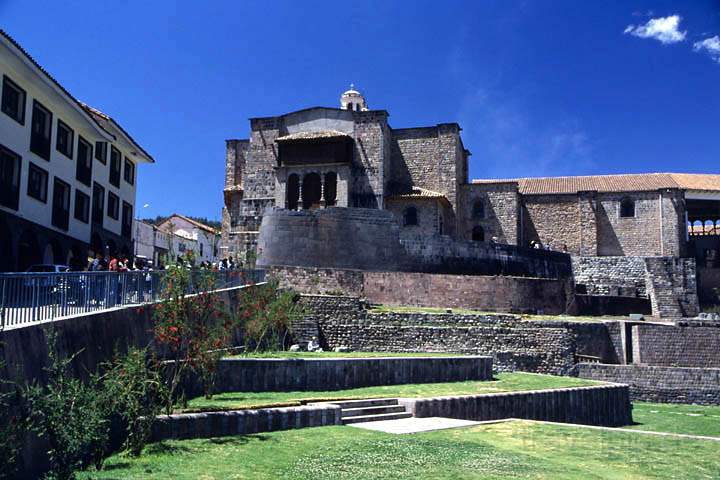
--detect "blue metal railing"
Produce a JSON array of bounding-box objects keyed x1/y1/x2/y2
[{"x1": 0, "y1": 269, "x2": 265, "y2": 330}]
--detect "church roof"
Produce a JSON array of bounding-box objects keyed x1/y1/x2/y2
[
  {"x1": 276, "y1": 130, "x2": 351, "y2": 142},
  {"x1": 387, "y1": 187, "x2": 451, "y2": 206},
  {"x1": 472, "y1": 173, "x2": 720, "y2": 195}
]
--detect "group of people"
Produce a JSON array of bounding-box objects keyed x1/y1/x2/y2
[
  {"x1": 87, "y1": 253, "x2": 139, "y2": 272},
  {"x1": 530, "y1": 240, "x2": 569, "y2": 253}
]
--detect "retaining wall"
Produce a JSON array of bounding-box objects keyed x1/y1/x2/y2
[
  {"x1": 204, "y1": 356, "x2": 493, "y2": 393},
  {"x1": 399, "y1": 384, "x2": 632, "y2": 427},
  {"x1": 271, "y1": 266, "x2": 573, "y2": 315},
  {"x1": 152, "y1": 404, "x2": 342, "y2": 441},
  {"x1": 632, "y1": 322, "x2": 720, "y2": 368},
  {"x1": 577, "y1": 364, "x2": 720, "y2": 405},
  {"x1": 296, "y1": 295, "x2": 619, "y2": 376}
]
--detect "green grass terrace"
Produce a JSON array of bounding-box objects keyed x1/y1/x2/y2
[
  {"x1": 181, "y1": 373, "x2": 599, "y2": 412},
  {"x1": 80, "y1": 419, "x2": 720, "y2": 480}
]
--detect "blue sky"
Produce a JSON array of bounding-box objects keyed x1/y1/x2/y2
[{"x1": 3, "y1": 0, "x2": 719, "y2": 220}]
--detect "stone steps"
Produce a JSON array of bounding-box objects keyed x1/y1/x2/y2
[
  {"x1": 335, "y1": 398, "x2": 413, "y2": 424},
  {"x1": 342, "y1": 411, "x2": 414, "y2": 424}
]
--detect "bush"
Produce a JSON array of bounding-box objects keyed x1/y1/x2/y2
[
  {"x1": 240, "y1": 279, "x2": 305, "y2": 352},
  {"x1": 0, "y1": 353, "x2": 30, "y2": 480},
  {"x1": 25, "y1": 331, "x2": 110, "y2": 479},
  {"x1": 101, "y1": 347, "x2": 165, "y2": 456}
]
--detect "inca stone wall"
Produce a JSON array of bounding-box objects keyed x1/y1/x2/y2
[
  {"x1": 294, "y1": 295, "x2": 617, "y2": 376},
  {"x1": 632, "y1": 321, "x2": 720, "y2": 367},
  {"x1": 386, "y1": 198, "x2": 443, "y2": 237},
  {"x1": 523, "y1": 195, "x2": 581, "y2": 252},
  {"x1": 571, "y1": 256, "x2": 648, "y2": 297},
  {"x1": 271, "y1": 266, "x2": 573, "y2": 315},
  {"x1": 644, "y1": 257, "x2": 699, "y2": 318},
  {"x1": 577, "y1": 364, "x2": 720, "y2": 405}
]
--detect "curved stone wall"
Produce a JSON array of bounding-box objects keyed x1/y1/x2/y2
[{"x1": 257, "y1": 207, "x2": 404, "y2": 271}]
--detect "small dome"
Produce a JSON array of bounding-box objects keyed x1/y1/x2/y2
[{"x1": 340, "y1": 84, "x2": 368, "y2": 111}]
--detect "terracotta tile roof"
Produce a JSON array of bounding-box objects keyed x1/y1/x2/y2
[
  {"x1": 387, "y1": 187, "x2": 451, "y2": 206},
  {"x1": 472, "y1": 173, "x2": 720, "y2": 195},
  {"x1": 276, "y1": 130, "x2": 351, "y2": 142},
  {"x1": 80, "y1": 103, "x2": 155, "y2": 163},
  {"x1": 1, "y1": 29, "x2": 154, "y2": 163},
  {"x1": 163, "y1": 214, "x2": 219, "y2": 235},
  {"x1": 0, "y1": 29, "x2": 113, "y2": 140}
]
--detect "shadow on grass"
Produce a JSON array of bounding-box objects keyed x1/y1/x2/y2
[
  {"x1": 208, "y1": 434, "x2": 271, "y2": 445},
  {"x1": 144, "y1": 442, "x2": 194, "y2": 455}
]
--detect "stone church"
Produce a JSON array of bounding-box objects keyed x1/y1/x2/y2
[{"x1": 221, "y1": 87, "x2": 720, "y2": 290}]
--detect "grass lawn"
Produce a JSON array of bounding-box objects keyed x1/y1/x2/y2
[
  {"x1": 230, "y1": 351, "x2": 469, "y2": 359},
  {"x1": 368, "y1": 304, "x2": 608, "y2": 322},
  {"x1": 79, "y1": 421, "x2": 720, "y2": 479},
  {"x1": 182, "y1": 373, "x2": 599, "y2": 412},
  {"x1": 628, "y1": 402, "x2": 720, "y2": 438}
]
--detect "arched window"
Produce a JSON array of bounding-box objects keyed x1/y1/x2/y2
[
  {"x1": 472, "y1": 225, "x2": 485, "y2": 242},
  {"x1": 620, "y1": 197, "x2": 635, "y2": 218},
  {"x1": 301, "y1": 173, "x2": 322, "y2": 209},
  {"x1": 287, "y1": 174, "x2": 299, "y2": 210},
  {"x1": 403, "y1": 206, "x2": 418, "y2": 226},
  {"x1": 324, "y1": 172, "x2": 337, "y2": 206},
  {"x1": 472, "y1": 200, "x2": 485, "y2": 219},
  {"x1": 346, "y1": 102, "x2": 353, "y2": 111},
  {"x1": 355, "y1": 103, "x2": 360, "y2": 112}
]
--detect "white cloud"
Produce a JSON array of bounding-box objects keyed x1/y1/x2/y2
[
  {"x1": 624, "y1": 15, "x2": 686, "y2": 44},
  {"x1": 693, "y1": 35, "x2": 720, "y2": 63}
]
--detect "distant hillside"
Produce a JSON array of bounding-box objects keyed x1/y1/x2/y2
[{"x1": 142, "y1": 215, "x2": 222, "y2": 231}]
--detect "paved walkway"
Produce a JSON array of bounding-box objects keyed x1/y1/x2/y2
[{"x1": 348, "y1": 416, "x2": 485, "y2": 434}]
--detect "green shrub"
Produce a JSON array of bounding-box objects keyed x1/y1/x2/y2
[
  {"x1": 101, "y1": 347, "x2": 165, "y2": 457},
  {"x1": 240, "y1": 279, "x2": 305, "y2": 352},
  {"x1": 0, "y1": 352, "x2": 30, "y2": 480},
  {"x1": 25, "y1": 331, "x2": 110, "y2": 479}
]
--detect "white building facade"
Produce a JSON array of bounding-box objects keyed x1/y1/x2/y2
[
  {"x1": 157, "y1": 214, "x2": 219, "y2": 264},
  {"x1": 0, "y1": 30, "x2": 153, "y2": 271}
]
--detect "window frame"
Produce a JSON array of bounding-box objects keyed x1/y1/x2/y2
[
  {"x1": 27, "y1": 162, "x2": 49, "y2": 203},
  {"x1": 403, "y1": 206, "x2": 418, "y2": 226},
  {"x1": 472, "y1": 199, "x2": 485, "y2": 219},
  {"x1": 123, "y1": 157, "x2": 135, "y2": 185},
  {"x1": 109, "y1": 146, "x2": 121, "y2": 187},
  {"x1": 95, "y1": 141, "x2": 107, "y2": 164},
  {"x1": 0, "y1": 144, "x2": 22, "y2": 210},
  {"x1": 1, "y1": 75, "x2": 26, "y2": 125},
  {"x1": 121, "y1": 201, "x2": 133, "y2": 238},
  {"x1": 30, "y1": 100, "x2": 53, "y2": 161},
  {"x1": 619, "y1": 197, "x2": 636, "y2": 218},
  {"x1": 92, "y1": 182, "x2": 105, "y2": 225},
  {"x1": 74, "y1": 189, "x2": 90, "y2": 223},
  {"x1": 55, "y1": 119, "x2": 74, "y2": 159},
  {"x1": 107, "y1": 191, "x2": 120, "y2": 220},
  {"x1": 76, "y1": 136, "x2": 93, "y2": 186},
  {"x1": 51, "y1": 177, "x2": 71, "y2": 231}
]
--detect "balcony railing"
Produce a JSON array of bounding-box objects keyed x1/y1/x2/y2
[{"x1": 0, "y1": 268, "x2": 265, "y2": 330}]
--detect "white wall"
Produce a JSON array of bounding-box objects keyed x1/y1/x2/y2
[{"x1": 0, "y1": 39, "x2": 146, "y2": 243}]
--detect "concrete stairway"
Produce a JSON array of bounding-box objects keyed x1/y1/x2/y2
[{"x1": 334, "y1": 398, "x2": 413, "y2": 425}]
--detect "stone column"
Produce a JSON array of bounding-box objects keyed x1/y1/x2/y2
[
  {"x1": 319, "y1": 172, "x2": 326, "y2": 208},
  {"x1": 578, "y1": 191, "x2": 598, "y2": 256},
  {"x1": 297, "y1": 174, "x2": 304, "y2": 210}
]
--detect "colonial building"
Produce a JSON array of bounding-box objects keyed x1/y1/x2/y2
[
  {"x1": 156, "y1": 214, "x2": 219, "y2": 264},
  {"x1": 0, "y1": 30, "x2": 153, "y2": 271},
  {"x1": 221, "y1": 88, "x2": 719, "y2": 291}
]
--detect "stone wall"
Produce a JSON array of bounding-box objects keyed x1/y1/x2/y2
[
  {"x1": 295, "y1": 296, "x2": 606, "y2": 375},
  {"x1": 577, "y1": 364, "x2": 720, "y2": 405},
  {"x1": 632, "y1": 322, "x2": 720, "y2": 367},
  {"x1": 571, "y1": 255, "x2": 699, "y2": 318},
  {"x1": 571, "y1": 256, "x2": 647, "y2": 297},
  {"x1": 361, "y1": 271, "x2": 572, "y2": 315},
  {"x1": 258, "y1": 207, "x2": 573, "y2": 278},
  {"x1": 462, "y1": 182, "x2": 519, "y2": 244},
  {"x1": 199, "y1": 356, "x2": 492, "y2": 394},
  {"x1": 523, "y1": 195, "x2": 581, "y2": 252},
  {"x1": 401, "y1": 384, "x2": 632, "y2": 427},
  {"x1": 152, "y1": 404, "x2": 342, "y2": 442},
  {"x1": 270, "y1": 266, "x2": 573, "y2": 315},
  {"x1": 644, "y1": 257, "x2": 699, "y2": 318}
]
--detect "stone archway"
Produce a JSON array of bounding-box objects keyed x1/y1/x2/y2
[
  {"x1": 42, "y1": 239, "x2": 63, "y2": 265},
  {"x1": 324, "y1": 172, "x2": 337, "y2": 207},
  {"x1": 287, "y1": 174, "x2": 300, "y2": 210},
  {"x1": 302, "y1": 173, "x2": 322, "y2": 209}
]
